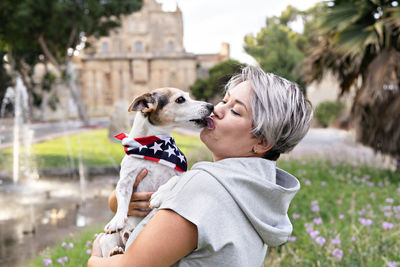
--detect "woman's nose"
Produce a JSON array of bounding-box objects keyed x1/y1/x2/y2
[{"x1": 213, "y1": 103, "x2": 224, "y2": 119}]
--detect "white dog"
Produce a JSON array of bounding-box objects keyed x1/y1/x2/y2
[{"x1": 99, "y1": 87, "x2": 213, "y2": 257}]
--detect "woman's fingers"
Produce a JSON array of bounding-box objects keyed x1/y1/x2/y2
[
  {"x1": 130, "y1": 201, "x2": 151, "y2": 210},
  {"x1": 127, "y1": 208, "x2": 151, "y2": 217},
  {"x1": 133, "y1": 169, "x2": 148, "y2": 190},
  {"x1": 130, "y1": 191, "x2": 154, "y2": 201}
]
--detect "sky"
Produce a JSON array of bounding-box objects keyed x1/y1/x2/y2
[{"x1": 157, "y1": 0, "x2": 322, "y2": 64}]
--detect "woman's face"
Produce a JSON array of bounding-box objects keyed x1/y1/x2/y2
[{"x1": 200, "y1": 81, "x2": 260, "y2": 161}]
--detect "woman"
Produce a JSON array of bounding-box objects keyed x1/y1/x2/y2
[{"x1": 89, "y1": 66, "x2": 313, "y2": 267}]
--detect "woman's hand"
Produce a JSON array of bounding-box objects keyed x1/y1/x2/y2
[
  {"x1": 91, "y1": 233, "x2": 104, "y2": 257},
  {"x1": 108, "y1": 169, "x2": 154, "y2": 217}
]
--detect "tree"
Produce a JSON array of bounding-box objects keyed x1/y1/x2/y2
[
  {"x1": 244, "y1": 6, "x2": 315, "y2": 90},
  {"x1": 304, "y1": 0, "x2": 400, "y2": 163},
  {"x1": 0, "y1": 0, "x2": 143, "y2": 124},
  {"x1": 190, "y1": 59, "x2": 245, "y2": 102}
]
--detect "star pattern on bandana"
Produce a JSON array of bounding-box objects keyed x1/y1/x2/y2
[
  {"x1": 149, "y1": 142, "x2": 163, "y2": 154},
  {"x1": 165, "y1": 145, "x2": 176, "y2": 157},
  {"x1": 115, "y1": 133, "x2": 187, "y2": 172}
]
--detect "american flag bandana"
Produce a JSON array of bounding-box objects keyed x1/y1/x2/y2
[{"x1": 115, "y1": 133, "x2": 187, "y2": 172}]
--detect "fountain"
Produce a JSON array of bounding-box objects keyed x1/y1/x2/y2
[
  {"x1": 12, "y1": 76, "x2": 38, "y2": 184},
  {"x1": 0, "y1": 86, "x2": 15, "y2": 118},
  {"x1": 0, "y1": 74, "x2": 114, "y2": 266}
]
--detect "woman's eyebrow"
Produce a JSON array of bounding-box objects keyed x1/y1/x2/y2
[
  {"x1": 226, "y1": 91, "x2": 248, "y2": 112},
  {"x1": 235, "y1": 99, "x2": 248, "y2": 112}
]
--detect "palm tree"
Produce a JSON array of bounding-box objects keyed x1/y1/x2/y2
[{"x1": 304, "y1": 0, "x2": 400, "y2": 167}]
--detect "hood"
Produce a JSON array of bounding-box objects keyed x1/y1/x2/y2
[{"x1": 191, "y1": 157, "x2": 300, "y2": 247}]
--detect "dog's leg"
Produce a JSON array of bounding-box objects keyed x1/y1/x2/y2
[
  {"x1": 99, "y1": 232, "x2": 124, "y2": 258},
  {"x1": 104, "y1": 158, "x2": 139, "y2": 233}
]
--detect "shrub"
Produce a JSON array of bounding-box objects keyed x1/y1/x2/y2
[{"x1": 314, "y1": 101, "x2": 345, "y2": 127}]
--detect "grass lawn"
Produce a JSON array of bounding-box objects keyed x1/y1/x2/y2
[
  {"x1": 0, "y1": 129, "x2": 212, "y2": 171},
  {"x1": 7, "y1": 129, "x2": 398, "y2": 266}
]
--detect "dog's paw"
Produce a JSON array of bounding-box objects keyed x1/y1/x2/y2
[
  {"x1": 104, "y1": 215, "x2": 127, "y2": 234},
  {"x1": 149, "y1": 191, "x2": 164, "y2": 209},
  {"x1": 109, "y1": 246, "x2": 124, "y2": 257}
]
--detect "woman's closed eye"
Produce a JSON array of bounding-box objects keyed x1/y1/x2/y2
[
  {"x1": 220, "y1": 99, "x2": 241, "y2": 116},
  {"x1": 231, "y1": 109, "x2": 240, "y2": 116}
]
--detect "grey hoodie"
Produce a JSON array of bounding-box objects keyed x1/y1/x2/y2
[{"x1": 127, "y1": 157, "x2": 300, "y2": 266}]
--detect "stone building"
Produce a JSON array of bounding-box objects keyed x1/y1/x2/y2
[{"x1": 77, "y1": 0, "x2": 229, "y2": 117}]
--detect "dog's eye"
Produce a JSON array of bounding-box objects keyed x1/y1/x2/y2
[{"x1": 175, "y1": 96, "x2": 186, "y2": 104}]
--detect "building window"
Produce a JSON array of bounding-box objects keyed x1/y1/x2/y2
[
  {"x1": 101, "y1": 42, "x2": 109, "y2": 53},
  {"x1": 134, "y1": 41, "x2": 143, "y2": 53},
  {"x1": 167, "y1": 41, "x2": 174, "y2": 52}
]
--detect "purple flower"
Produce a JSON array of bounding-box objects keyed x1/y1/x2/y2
[
  {"x1": 313, "y1": 218, "x2": 323, "y2": 225},
  {"x1": 331, "y1": 238, "x2": 341, "y2": 245},
  {"x1": 42, "y1": 259, "x2": 52, "y2": 266},
  {"x1": 383, "y1": 206, "x2": 392, "y2": 211},
  {"x1": 320, "y1": 181, "x2": 326, "y2": 186},
  {"x1": 68, "y1": 242, "x2": 74, "y2": 249},
  {"x1": 61, "y1": 241, "x2": 67, "y2": 248},
  {"x1": 382, "y1": 222, "x2": 394, "y2": 230},
  {"x1": 358, "y1": 217, "x2": 372, "y2": 226},
  {"x1": 384, "y1": 212, "x2": 393, "y2": 218},
  {"x1": 292, "y1": 213, "x2": 300, "y2": 219},
  {"x1": 305, "y1": 223, "x2": 314, "y2": 233},
  {"x1": 311, "y1": 200, "x2": 319, "y2": 206},
  {"x1": 332, "y1": 248, "x2": 343, "y2": 259},
  {"x1": 86, "y1": 249, "x2": 92, "y2": 254},
  {"x1": 339, "y1": 214, "x2": 345, "y2": 219},
  {"x1": 315, "y1": 236, "x2": 326, "y2": 245},
  {"x1": 394, "y1": 206, "x2": 400, "y2": 213},
  {"x1": 305, "y1": 180, "x2": 311, "y2": 186},
  {"x1": 387, "y1": 262, "x2": 398, "y2": 267},
  {"x1": 311, "y1": 205, "x2": 320, "y2": 212},
  {"x1": 63, "y1": 256, "x2": 68, "y2": 262},
  {"x1": 386, "y1": 198, "x2": 394, "y2": 203},
  {"x1": 351, "y1": 236, "x2": 356, "y2": 242},
  {"x1": 288, "y1": 236, "x2": 296, "y2": 242},
  {"x1": 368, "y1": 182, "x2": 374, "y2": 187},
  {"x1": 57, "y1": 257, "x2": 65, "y2": 264},
  {"x1": 310, "y1": 230, "x2": 320, "y2": 239},
  {"x1": 86, "y1": 240, "x2": 93, "y2": 246}
]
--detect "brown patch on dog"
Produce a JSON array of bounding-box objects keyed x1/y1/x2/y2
[
  {"x1": 128, "y1": 93, "x2": 156, "y2": 113},
  {"x1": 109, "y1": 246, "x2": 124, "y2": 257}
]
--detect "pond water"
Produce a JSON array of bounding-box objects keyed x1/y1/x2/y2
[{"x1": 0, "y1": 175, "x2": 116, "y2": 267}]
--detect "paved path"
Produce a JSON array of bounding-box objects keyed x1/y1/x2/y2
[{"x1": 287, "y1": 128, "x2": 396, "y2": 169}]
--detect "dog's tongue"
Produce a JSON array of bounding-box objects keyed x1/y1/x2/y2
[{"x1": 205, "y1": 116, "x2": 215, "y2": 130}]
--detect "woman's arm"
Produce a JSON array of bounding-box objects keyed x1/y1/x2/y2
[
  {"x1": 89, "y1": 209, "x2": 198, "y2": 267},
  {"x1": 108, "y1": 169, "x2": 154, "y2": 216}
]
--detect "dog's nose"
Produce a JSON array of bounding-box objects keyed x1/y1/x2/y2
[{"x1": 206, "y1": 103, "x2": 214, "y2": 113}]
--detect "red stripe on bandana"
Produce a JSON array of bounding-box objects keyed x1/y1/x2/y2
[
  {"x1": 174, "y1": 166, "x2": 184, "y2": 172},
  {"x1": 143, "y1": 155, "x2": 161, "y2": 163},
  {"x1": 114, "y1": 133, "x2": 160, "y2": 146},
  {"x1": 114, "y1": 133, "x2": 127, "y2": 140},
  {"x1": 135, "y1": 136, "x2": 161, "y2": 146}
]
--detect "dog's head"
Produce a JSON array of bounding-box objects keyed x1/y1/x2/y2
[{"x1": 128, "y1": 87, "x2": 213, "y2": 128}]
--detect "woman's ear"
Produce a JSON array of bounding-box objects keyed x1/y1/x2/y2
[{"x1": 253, "y1": 138, "x2": 272, "y2": 155}]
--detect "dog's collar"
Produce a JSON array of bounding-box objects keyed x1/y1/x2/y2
[{"x1": 115, "y1": 133, "x2": 187, "y2": 172}]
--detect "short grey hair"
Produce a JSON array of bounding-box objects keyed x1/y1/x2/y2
[{"x1": 226, "y1": 66, "x2": 313, "y2": 160}]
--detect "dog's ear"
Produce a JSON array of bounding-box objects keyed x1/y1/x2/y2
[{"x1": 128, "y1": 93, "x2": 157, "y2": 114}]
